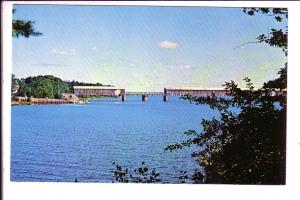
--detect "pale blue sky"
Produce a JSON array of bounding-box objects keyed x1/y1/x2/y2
[{"x1": 12, "y1": 5, "x2": 287, "y2": 92}]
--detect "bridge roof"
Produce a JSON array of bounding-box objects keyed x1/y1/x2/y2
[
  {"x1": 165, "y1": 87, "x2": 226, "y2": 91},
  {"x1": 73, "y1": 86, "x2": 125, "y2": 90},
  {"x1": 165, "y1": 87, "x2": 287, "y2": 91}
]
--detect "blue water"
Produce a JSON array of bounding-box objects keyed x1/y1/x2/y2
[{"x1": 11, "y1": 96, "x2": 217, "y2": 183}]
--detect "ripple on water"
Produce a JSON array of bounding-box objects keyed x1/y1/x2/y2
[{"x1": 11, "y1": 96, "x2": 216, "y2": 182}]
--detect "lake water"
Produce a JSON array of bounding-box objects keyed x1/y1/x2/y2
[{"x1": 11, "y1": 96, "x2": 217, "y2": 183}]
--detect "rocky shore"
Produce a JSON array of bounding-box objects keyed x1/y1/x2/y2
[{"x1": 11, "y1": 93, "x2": 88, "y2": 106}]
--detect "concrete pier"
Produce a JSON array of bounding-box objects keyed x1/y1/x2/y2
[
  {"x1": 121, "y1": 89, "x2": 126, "y2": 102},
  {"x1": 163, "y1": 95, "x2": 168, "y2": 102},
  {"x1": 163, "y1": 88, "x2": 168, "y2": 102},
  {"x1": 142, "y1": 94, "x2": 148, "y2": 102}
]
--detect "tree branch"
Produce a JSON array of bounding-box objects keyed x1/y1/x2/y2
[{"x1": 233, "y1": 41, "x2": 260, "y2": 50}]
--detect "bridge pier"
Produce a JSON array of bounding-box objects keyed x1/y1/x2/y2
[
  {"x1": 163, "y1": 88, "x2": 168, "y2": 102},
  {"x1": 121, "y1": 89, "x2": 126, "y2": 102},
  {"x1": 163, "y1": 95, "x2": 168, "y2": 102},
  {"x1": 142, "y1": 94, "x2": 148, "y2": 102}
]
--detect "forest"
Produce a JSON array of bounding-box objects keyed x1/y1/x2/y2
[{"x1": 11, "y1": 74, "x2": 110, "y2": 98}]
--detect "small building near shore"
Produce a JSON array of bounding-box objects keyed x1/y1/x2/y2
[
  {"x1": 14, "y1": 96, "x2": 27, "y2": 102},
  {"x1": 73, "y1": 86, "x2": 125, "y2": 97},
  {"x1": 61, "y1": 93, "x2": 80, "y2": 103}
]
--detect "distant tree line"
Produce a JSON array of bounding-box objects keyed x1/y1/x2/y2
[
  {"x1": 66, "y1": 80, "x2": 112, "y2": 93},
  {"x1": 12, "y1": 75, "x2": 111, "y2": 99},
  {"x1": 12, "y1": 75, "x2": 70, "y2": 99}
]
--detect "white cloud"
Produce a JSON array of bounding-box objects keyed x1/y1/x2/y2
[
  {"x1": 168, "y1": 64, "x2": 192, "y2": 70},
  {"x1": 184, "y1": 64, "x2": 192, "y2": 69},
  {"x1": 91, "y1": 46, "x2": 98, "y2": 52},
  {"x1": 159, "y1": 40, "x2": 178, "y2": 49},
  {"x1": 51, "y1": 48, "x2": 76, "y2": 56}
]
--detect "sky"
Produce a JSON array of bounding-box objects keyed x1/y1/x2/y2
[{"x1": 12, "y1": 5, "x2": 287, "y2": 92}]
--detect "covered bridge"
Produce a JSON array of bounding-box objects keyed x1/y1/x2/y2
[{"x1": 73, "y1": 86, "x2": 125, "y2": 97}]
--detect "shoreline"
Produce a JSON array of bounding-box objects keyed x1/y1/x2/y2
[{"x1": 11, "y1": 96, "x2": 88, "y2": 106}]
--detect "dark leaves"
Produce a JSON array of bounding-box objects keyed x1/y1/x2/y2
[
  {"x1": 165, "y1": 78, "x2": 286, "y2": 184},
  {"x1": 12, "y1": 20, "x2": 42, "y2": 38},
  {"x1": 243, "y1": 8, "x2": 288, "y2": 55},
  {"x1": 112, "y1": 162, "x2": 162, "y2": 183},
  {"x1": 15, "y1": 75, "x2": 71, "y2": 98},
  {"x1": 263, "y1": 65, "x2": 287, "y2": 90},
  {"x1": 243, "y1": 8, "x2": 287, "y2": 21},
  {"x1": 12, "y1": 9, "x2": 42, "y2": 38},
  {"x1": 177, "y1": 170, "x2": 189, "y2": 183}
]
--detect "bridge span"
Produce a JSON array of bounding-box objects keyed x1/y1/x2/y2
[
  {"x1": 162, "y1": 88, "x2": 227, "y2": 101},
  {"x1": 73, "y1": 86, "x2": 285, "y2": 102},
  {"x1": 126, "y1": 92, "x2": 164, "y2": 96},
  {"x1": 124, "y1": 88, "x2": 225, "y2": 101},
  {"x1": 73, "y1": 86, "x2": 229, "y2": 102}
]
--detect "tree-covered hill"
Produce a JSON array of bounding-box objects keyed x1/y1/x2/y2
[
  {"x1": 13, "y1": 75, "x2": 71, "y2": 98},
  {"x1": 12, "y1": 75, "x2": 111, "y2": 99}
]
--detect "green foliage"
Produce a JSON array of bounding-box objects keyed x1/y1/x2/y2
[
  {"x1": 243, "y1": 7, "x2": 287, "y2": 90},
  {"x1": 243, "y1": 8, "x2": 288, "y2": 55},
  {"x1": 66, "y1": 80, "x2": 111, "y2": 93},
  {"x1": 243, "y1": 8, "x2": 288, "y2": 22},
  {"x1": 67, "y1": 81, "x2": 108, "y2": 87},
  {"x1": 16, "y1": 75, "x2": 71, "y2": 98},
  {"x1": 166, "y1": 78, "x2": 286, "y2": 184},
  {"x1": 112, "y1": 163, "x2": 203, "y2": 184},
  {"x1": 16, "y1": 79, "x2": 29, "y2": 97},
  {"x1": 11, "y1": 74, "x2": 19, "y2": 96},
  {"x1": 177, "y1": 169, "x2": 189, "y2": 183},
  {"x1": 31, "y1": 78, "x2": 54, "y2": 98},
  {"x1": 12, "y1": 9, "x2": 42, "y2": 38},
  {"x1": 263, "y1": 64, "x2": 287, "y2": 90},
  {"x1": 12, "y1": 19, "x2": 42, "y2": 38},
  {"x1": 113, "y1": 162, "x2": 162, "y2": 183},
  {"x1": 13, "y1": 75, "x2": 112, "y2": 99}
]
